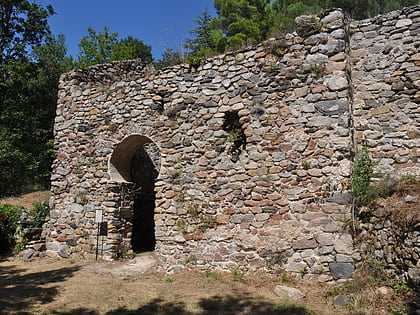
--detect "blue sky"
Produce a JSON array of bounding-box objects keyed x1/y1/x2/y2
[{"x1": 40, "y1": 0, "x2": 216, "y2": 60}]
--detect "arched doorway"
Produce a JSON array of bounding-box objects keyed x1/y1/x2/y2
[{"x1": 109, "y1": 135, "x2": 160, "y2": 253}]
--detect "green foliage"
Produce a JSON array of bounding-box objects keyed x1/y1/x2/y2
[
  {"x1": 154, "y1": 48, "x2": 184, "y2": 69},
  {"x1": 107, "y1": 122, "x2": 118, "y2": 132},
  {"x1": 184, "y1": 8, "x2": 223, "y2": 58},
  {"x1": 186, "y1": 55, "x2": 205, "y2": 68},
  {"x1": 269, "y1": 0, "x2": 323, "y2": 36},
  {"x1": 351, "y1": 141, "x2": 377, "y2": 209},
  {"x1": 14, "y1": 235, "x2": 28, "y2": 252},
  {"x1": 213, "y1": 0, "x2": 273, "y2": 50},
  {"x1": 328, "y1": 259, "x2": 397, "y2": 297},
  {"x1": 0, "y1": 204, "x2": 23, "y2": 253},
  {"x1": 0, "y1": 0, "x2": 54, "y2": 63},
  {"x1": 328, "y1": 0, "x2": 419, "y2": 19},
  {"x1": 29, "y1": 200, "x2": 49, "y2": 228},
  {"x1": 310, "y1": 63, "x2": 325, "y2": 78},
  {"x1": 116, "y1": 36, "x2": 153, "y2": 64},
  {"x1": 226, "y1": 128, "x2": 245, "y2": 143},
  {"x1": 278, "y1": 270, "x2": 295, "y2": 282},
  {"x1": 187, "y1": 203, "x2": 200, "y2": 217},
  {"x1": 0, "y1": 2, "x2": 71, "y2": 197},
  {"x1": 231, "y1": 266, "x2": 247, "y2": 281},
  {"x1": 77, "y1": 26, "x2": 152, "y2": 67},
  {"x1": 184, "y1": 0, "x2": 416, "y2": 62},
  {"x1": 198, "y1": 214, "x2": 217, "y2": 232},
  {"x1": 176, "y1": 219, "x2": 188, "y2": 233},
  {"x1": 185, "y1": 255, "x2": 198, "y2": 265},
  {"x1": 205, "y1": 270, "x2": 222, "y2": 280},
  {"x1": 302, "y1": 161, "x2": 311, "y2": 170}
]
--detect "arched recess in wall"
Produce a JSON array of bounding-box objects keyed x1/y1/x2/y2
[{"x1": 109, "y1": 134, "x2": 160, "y2": 252}]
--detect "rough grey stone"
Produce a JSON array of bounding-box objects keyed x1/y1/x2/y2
[
  {"x1": 407, "y1": 268, "x2": 420, "y2": 291},
  {"x1": 315, "y1": 100, "x2": 348, "y2": 115},
  {"x1": 333, "y1": 295, "x2": 351, "y2": 307},
  {"x1": 325, "y1": 75, "x2": 348, "y2": 91},
  {"x1": 295, "y1": 15, "x2": 319, "y2": 37},
  {"x1": 274, "y1": 285, "x2": 305, "y2": 300},
  {"x1": 22, "y1": 249, "x2": 35, "y2": 262},
  {"x1": 293, "y1": 238, "x2": 318, "y2": 250},
  {"x1": 326, "y1": 192, "x2": 352, "y2": 205},
  {"x1": 329, "y1": 262, "x2": 354, "y2": 279}
]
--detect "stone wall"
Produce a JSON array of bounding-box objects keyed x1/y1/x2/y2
[
  {"x1": 44, "y1": 6, "x2": 419, "y2": 280},
  {"x1": 350, "y1": 6, "x2": 419, "y2": 176},
  {"x1": 349, "y1": 5, "x2": 420, "y2": 281}
]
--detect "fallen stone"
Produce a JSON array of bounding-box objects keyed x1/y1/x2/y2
[
  {"x1": 407, "y1": 268, "x2": 420, "y2": 291},
  {"x1": 333, "y1": 295, "x2": 351, "y2": 307},
  {"x1": 274, "y1": 285, "x2": 305, "y2": 300},
  {"x1": 22, "y1": 249, "x2": 35, "y2": 262},
  {"x1": 376, "y1": 286, "x2": 392, "y2": 296},
  {"x1": 329, "y1": 262, "x2": 354, "y2": 279}
]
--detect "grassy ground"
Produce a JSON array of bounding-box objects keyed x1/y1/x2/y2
[
  {"x1": 1, "y1": 255, "x2": 417, "y2": 315},
  {"x1": 0, "y1": 256, "x2": 336, "y2": 315}
]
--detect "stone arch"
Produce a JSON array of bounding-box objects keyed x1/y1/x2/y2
[
  {"x1": 108, "y1": 134, "x2": 160, "y2": 252},
  {"x1": 109, "y1": 134, "x2": 157, "y2": 182}
]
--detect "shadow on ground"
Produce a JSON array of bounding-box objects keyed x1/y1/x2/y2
[
  {"x1": 0, "y1": 263, "x2": 80, "y2": 314},
  {"x1": 53, "y1": 294, "x2": 314, "y2": 315}
]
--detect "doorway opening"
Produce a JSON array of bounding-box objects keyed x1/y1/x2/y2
[
  {"x1": 130, "y1": 144, "x2": 159, "y2": 252},
  {"x1": 109, "y1": 135, "x2": 160, "y2": 253}
]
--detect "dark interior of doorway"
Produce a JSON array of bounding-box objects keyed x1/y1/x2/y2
[{"x1": 130, "y1": 146, "x2": 158, "y2": 252}]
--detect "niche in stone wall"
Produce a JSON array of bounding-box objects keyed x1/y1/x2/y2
[
  {"x1": 223, "y1": 111, "x2": 246, "y2": 161},
  {"x1": 109, "y1": 135, "x2": 160, "y2": 252}
]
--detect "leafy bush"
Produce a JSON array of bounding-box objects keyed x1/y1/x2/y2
[
  {"x1": 0, "y1": 204, "x2": 23, "y2": 253},
  {"x1": 29, "y1": 200, "x2": 50, "y2": 228},
  {"x1": 351, "y1": 142, "x2": 377, "y2": 209},
  {"x1": 186, "y1": 55, "x2": 204, "y2": 68}
]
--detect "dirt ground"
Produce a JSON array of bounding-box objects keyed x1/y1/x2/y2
[
  {"x1": 0, "y1": 255, "x2": 340, "y2": 315},
  {"x1": 0, "y1": 191, "x2": 50, "y2": 210}
]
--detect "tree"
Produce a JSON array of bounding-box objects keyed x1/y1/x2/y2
[
  {"x1": 328, "y1": 0, "x2": 419, "y2": 19},
  {"x1": 154, "y1": 48, "x2": 184, "y2": 69},
  {"x1": 0, "y1": 34, "x2": 70, "y2": 196},
  {"x1": 115, "y1": 36, "x2": 153, "y2": 64},
  {"x1": 184, "y1": 8, "x2": 225, "y2": 58},
  {"x1": 0, "y1": 1, "x2": 68, "y2": 197},
  {"x1": 212, "y1": 0, "x2": 273, "y2": 50},
  {"x1": 77, "y1": 26, "x2": 153, "y2": 67},
  {"x1": 0, "y1": 0, "x2": 54, "y2": 64},
  {"x1": 270, "y1": 0, "x2": 323, "y2": 35}
]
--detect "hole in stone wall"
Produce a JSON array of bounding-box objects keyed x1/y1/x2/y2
[
  {"x1": 109, "y1": 135, "x2": 160, "y2": 253},
  {"x1": 223, "y1": 111, "x2": 246, "y2": 161},
  {"x1": 130, "y1": 143, "x2": 159, "y2": 252}
]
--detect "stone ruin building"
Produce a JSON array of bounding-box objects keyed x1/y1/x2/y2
[{"x1": 44, "y1": 7, "x2": 420, "y2": 280}]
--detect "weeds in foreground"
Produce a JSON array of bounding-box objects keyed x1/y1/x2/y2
[
  {"x1": 231, "y1": 266, "x2": 247, "y2": 282},
  {"x1": 327, "y1": 259, "x2": 416, "y2": 314},
  {"x1": 205, "y1": 270, "x2": 221, "y2": 280}
]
